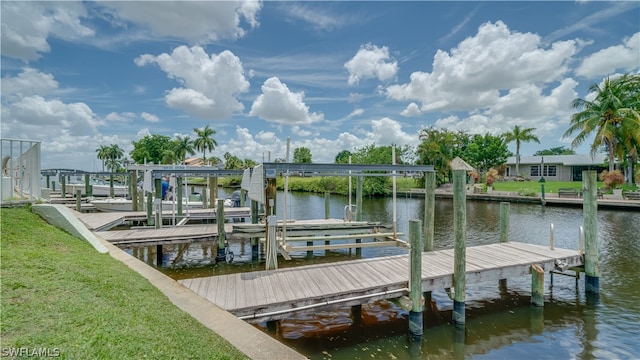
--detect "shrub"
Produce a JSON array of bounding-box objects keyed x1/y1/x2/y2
[
  {"x1": 485, "y1": 168, "x2": 499, "y2": 186},
  {"x1": 468, "y1": 170, "x2": 480, "y2": 183},
  {"x1": 518, "y1": 188, "x2": 537, "y2": 197},
  {"x1": 599, "y1": 170, "x2": 625, "y2": 189}
]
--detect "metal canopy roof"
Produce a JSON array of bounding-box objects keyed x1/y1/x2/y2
[{"x1": 262, "y1": 162, "x2": 434, "y2": 177}]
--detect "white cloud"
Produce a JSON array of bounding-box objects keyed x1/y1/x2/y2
[
  {"x1": 400, "y1": 103, "x2": 421, "y2": 117},
  {"x1": 105, "y1": 112, "x2": 136, "y2": 122},
  {"x1": 249, "y1": 77, "x2": 324, "y2": 125},
  {"x1": 291, "y1": 126, "x2": 314, "y2": 137},
  {"x1": 345, "y1": 44, "x2": 398, "y2": 85},
  {"x1": 100, "y1": 1, "x2": 261, "y2": 43},
  {"x1": 135, "y1": 46, "x2": 250, "y2": 119},
  {"x1": 387, "y1": 21, "x2": 577, "y2": 113},
  {"x1": 575, "y1": 32, "x2": 640, "y2": 78},
  {"x1": 140, "y1": 112, "x2": 160, "y2": 123},
  {"x1": 1, "y1": 68, "x2": 58, "y2": 101},
  {"x1": 0, "y1": 2, "x2": 94, "y2": 61}
]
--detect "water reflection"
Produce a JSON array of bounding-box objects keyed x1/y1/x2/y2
[{"x1": 121, "y1": 191, "x2": 639, "y2": 359}]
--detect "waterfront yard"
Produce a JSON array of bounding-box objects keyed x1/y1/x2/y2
[{"x1": 0, "y1": 207, "x2": 247, "y2": 359}]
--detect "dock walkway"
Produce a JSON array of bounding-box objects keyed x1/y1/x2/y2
[{"x1": 180, "y1": 242, "x2": 583, "y2": 323}]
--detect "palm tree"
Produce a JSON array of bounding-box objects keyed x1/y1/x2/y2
[
  {"x1": 105, "y1": 144, "x2": 124, "y2": 172},
  {"x1": 193, "y1": 125, "x2": 218, "y2": 165},
  {"x1": 95, "y1": 145, "x2": 110, "y2": 171},
  {"x1": 503, "y1": 125, "x2": 540, "y2": 176},
  {"x1": 564, "y1": 74, "x2": 640, "y2": 171},
  {"x1": 174, "y1": 136, "x2": 196, "y2": 164}
]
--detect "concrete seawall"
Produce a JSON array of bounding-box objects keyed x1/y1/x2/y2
[{"x1": 31, "y1": 204, "x2": 307, "y2": 360}]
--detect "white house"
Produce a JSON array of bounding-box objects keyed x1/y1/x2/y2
[{"x1": 505, "y1": 154, "x2": 608, "y2": 181}]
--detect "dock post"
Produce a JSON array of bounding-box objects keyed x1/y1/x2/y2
[
  {"x1": 217, "y1": 198, "x2": 226, "y2": 260},
  {"x1": 46, "y1": 175, "x2": 50, "y2": 189},
  {"x1": 177, "y1": 176, "x2": 183, "y2": 217},
  {"x1": 52, "y1": 181, "x2": 56, "y2": 192},
  {"x1": 132, "y1": 171, "x2": 138, "y2": 211},
  {"x1": 251, "y1": 200, "x2": 259, "y2": 260},
  {"x1": 76, "y1": 189, "x2": 82, "y2": 211},
  {"x1": 109, "y1": 174, "x2": 115, "y2": 198},
  {"x1": 209, "y1": 177, "x2": 217, "y2": 208},
  {"x1": 499, "y1": 202, "x2": 510, "y2": 290},
  {"x1": 356, "y1": 177, "x2": 363, "y2": 221},
  {"x1": 583, "y1": 170, "x2": 599, "y2": 294},
  {"x1": 146, "y1": 192, "x2": 153, "y2": 226},
  {"x1": 531, "y1": 264, "x2": 544, "y2": 306},
  {"x1": 351, "y1": 304, "x2": 362, "y2": 327},
  {"x1": 265, "y1": 215, "x2": 278, "y2": 270},
  {"x1": 61, "y1": 176, "x2": 66, "y2": 198},
  {"x1": 408, "y1": 219, "x2": 424, "y2": 339},
  {"x1": 324, "y1": 192, "x2": 330, "y2": 219},
  {"x1": 424, "y1": 171, "x2": 435, "y2": 251},
  {"x1": 201, "y1": 181, "x2": 208, "y2": 209},
  {"x1": 84, "y1": 174, "x2": 91, "y2": 198},
  {"x1": 452, "y1": 169, "x2": 466, "y2": 326},
  {"x1": 154, "y1": 178, "x2": 163, "y2": 229}
]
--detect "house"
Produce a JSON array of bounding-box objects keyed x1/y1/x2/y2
[
  {"x1": 184, "y1": 157, "x2": 204, "y2": 166},
  {"x1": 505, "y1": 154, "x2": 608, "y2": 181}
]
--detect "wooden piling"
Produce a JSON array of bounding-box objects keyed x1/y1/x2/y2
[
  {"x1": 146, "y1": 191, "x2": 153, "y2": 226},
  {"x1": 424, "y1": 171, "x2": 435, "y2": 251},
  {"x1": 154, "y1": 178, "x2": 162, "y2": 229},
  {"x1": 408, "y1": 219, "x2": 424, "y2": 338},
  {"x1": 132, "y1": 171, "x2": 138, "y2": 211},
  {"x1": 201, "y1": 180, "x2": 208, "y2": 209},
  {"x1": 156, "y1": 244, "x2": 163, "y2": 267},
  {"x1": 499, "y1": 202, "x2": 509, "y2": 288},
  {"x1": 324, "y1": 192, "x2": 330, "y2": 219},
  {"x1": 109, "y1": 174, "x2": 115, "y2": 198},
  {"x1": 177, "y1": 177, "x2": 183, "y2": 216},
  {"x1": 452, "y1": 169, "x2": 466, "y2": 325},
  {"x1": 583, "y1": 170, "x2": 599, "y2": 294},
  {"x1": 499, "y1": 202, "x2": 510, "y2": 243},
  {"x1": 61, "y1": 176, "x2": 66, "y2": 198},
  {"x1": 217, "y1": 198, "x2": 226, "y2": 259},
  {"x1": 84, "y1": 174, "x2": 91, "y2": 198},
  {"x1": 75, "y1": 189, "x2": 82, "y2": 211},
  {"x1": 356, "y1": 177, "x2": 363, "y2": 222},
  {"x1": 251, "y1": 199, "x2": 259, "y2": 260},
  {"x1": 531, "y1": 263, "x2": 544, "y2": 307}
]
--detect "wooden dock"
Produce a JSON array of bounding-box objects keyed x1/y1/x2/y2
[
  {"x1": 94, "y1": 223, "x2": 235, "y2": 246},
  {"x1": 179, "y1": 242, "x2": 583, "y2": 323}
]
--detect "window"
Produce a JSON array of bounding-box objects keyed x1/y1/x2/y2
[
  {"x1": 531, "y1": 165, "x2": 557, "y2": 177},
  {"x1": 530, "y1": 165, "x2": 540, "y2": 177}
]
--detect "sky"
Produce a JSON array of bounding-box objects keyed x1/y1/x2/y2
[{"x1": 1, "y1": 1, "x2": 639, "y2": 171}]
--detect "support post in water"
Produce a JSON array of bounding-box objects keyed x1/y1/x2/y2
[
  {"x1": 251, "y1": 199, "x2": 259, "y2": 260},
  {"x1": 531, "y1": 263, "x2": 544, "y2": 307},
  {"x1": 452, "y1": 169, "x2": 466, "y2": 325},
  {"x1": 583, "y1": 170, "x2": 599, "y2": 294},
  {"x1": 356, "y1": 177, "x2": 363, "y2": 222},
  {"x1": 177, "y1": 176, "x2": 183, "y2": 216},
  {"x1": 156, "y1": 244, "x2": 163, "y2": 267},
  {"x1": 499, "y1": 202, "x2": 510, "y2": 289},
  {"x1": 217, "y1": 198, "x2": 226, "y2": 259},
  {"x1": 146, "y1": 191, "x2": 153, "y2": 226},
  {"x1": 424, "y1": 171, "x2": 435, "y2": 252},
  {"x1": 324, "y1": 192, "x2": 330, "y2": 219},
  {"x1": 76, "y1": 189, "x2": 82, "y2": 212},
  {"x1": 132, "y1": 171, "x2": 138, "y2": 211},
  {"x1": 408, "y1": 219, "x2": 424, "y2": 339},
  {"x1": 154, "y1": 177, "x2": 162, "y2": 229}
]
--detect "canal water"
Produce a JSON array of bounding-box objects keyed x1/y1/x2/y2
[{"x1": 123, "y1": 190, "x2": 640, "y2": 359}]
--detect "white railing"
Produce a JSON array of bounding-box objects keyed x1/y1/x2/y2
[{"x1": 1, "y1": 138, "x2": 42, "y2": 203}]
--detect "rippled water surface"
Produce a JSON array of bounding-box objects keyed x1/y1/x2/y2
[{"x1": 124, "y1": 190, "x2": 640, "y2": 359}]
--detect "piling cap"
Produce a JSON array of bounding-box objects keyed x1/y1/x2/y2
[{"x1": 450, "y1": 157, "x2": 475, "y2": 171}]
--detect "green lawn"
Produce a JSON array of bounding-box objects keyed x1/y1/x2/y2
[
  {"x1": 1, "y1": 207, "x2": 247, "y2": 359},
  {"x1": 492, "y1": 181, "x2": 584, "y2": 193}
]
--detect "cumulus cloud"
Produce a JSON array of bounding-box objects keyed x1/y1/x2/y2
[
  {"x1": 400, "y1": 103, "x2": 421, "y2": 117},
  {"x1": 1, "y1": 68, "x2": 58, "y2": 101},
  {"x1": 140, "y1": 112, "x2": 160, "y2": 123},
  {"x1": 387, "y1": 21, "x2": 577, "y2": 113},
  {"x1": 1, "y1": 2, "x2": 94, "y2": 61},
  {"x1": 249, "y1": 77, "x2": 324, "y2": 125},
  {"x1": 345, "y1": 44, "x2": 398, "y2": 85},
  {"x1": 135, "y1": 46, "x2": 250, "y2": 119},
  {"x1": 575, "y1": 32, "x2": 640, "y2": 78},
  {"x1": 100, "y1": 1, "x2": 261, "y2": 43}
]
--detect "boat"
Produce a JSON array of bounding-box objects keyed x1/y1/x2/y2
[
  {"x1": 90, "y1": 197, "x2": 204, "y2": 212},
  {"x1": 65, "y1": 179, "x2": 128, "y2": 197}
]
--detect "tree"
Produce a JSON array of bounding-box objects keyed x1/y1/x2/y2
[
  {"x1": 564, "y1": 74, "x2": 640, "y2": 171},
  {"x1": 416, "y1": 127, "x2": 468, "y2": 184},
  {"x1": 95, "y1": 145, "x2": 110, "y2": 171},
  {"x1": 350, "y1": 144, "x2": 409, "y2": 196},
  {"x1": 534, "y1": 146, "x2": 576, "y2": 156},
  {"x1": 463, "y1": 133, "x2": 510, "y2": 173},
  {"x1": 503, "y1": 125, "x2": 539, "y2": 176},
  {"x1": 173, "y1": 136, "x2": 196, "y2": 164},
  {"x1": 293, "y1": 147, "x2": 312, "y2": 163},
  {"x1": 224, "y1": 152, "x2": 244, "y2": 169},
  {"x1": 193, "y1": 125, "x2": 218, "y2": 165},
  {"x1": 334, "y1": 150, "x2": 352, "y2": 164},
  {"x1": 130, "y1": 134, "x2": 173, "y2": 165}
]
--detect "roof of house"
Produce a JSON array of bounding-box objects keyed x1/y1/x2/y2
[{"x1": 506, "y1": 154, "x2": 607, "y2": 166}]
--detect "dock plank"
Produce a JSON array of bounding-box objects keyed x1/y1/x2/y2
[{"x1": 179, "y1": 242, "x2": 583, "y2": 322}]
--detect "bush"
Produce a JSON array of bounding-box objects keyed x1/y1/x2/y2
[
  {"x1": 485, "y1": 168, "x2": 499, "y2": 186},
  {"x1": 599, "y1": 170, "x2": 625, "y2": 189},
  {"x1": 518, "y1": 188, "x2": 537, "y2": 197}
]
